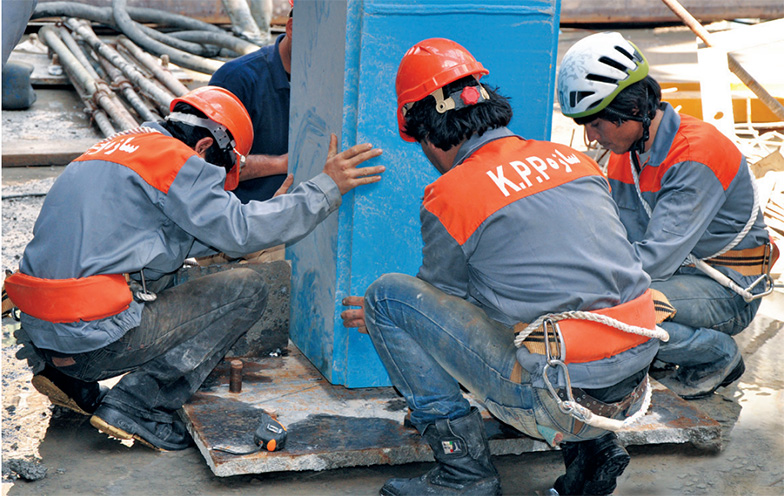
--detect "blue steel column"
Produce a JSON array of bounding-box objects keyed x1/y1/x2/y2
[{"x1": 288, "y1": 0, "x2": 562, "y2": 388}]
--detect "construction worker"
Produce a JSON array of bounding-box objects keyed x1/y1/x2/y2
[
  {"x1": 342, "y1": 38, "x2": 668, "y2": 496},
  {"x1": 557, "y1": 32, "x2": 777, "y2": 399},
  {"x1": 209, "y1": 1, "x2": 293, "y2": 205},
  {"x1": 201, "y1": 2, "x2": 293, "y2": 264},
  {"x1": 6, "y1": 85, "x2": 384, "y2": 451}
]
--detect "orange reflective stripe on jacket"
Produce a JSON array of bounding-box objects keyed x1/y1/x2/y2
[
  {"x1": 73, "y1": 129, "x2": 196, "y2": 194},
  {"x1": 4, "y1": 272, "x2": 132, "y2": 323},
  {"x1": 559, "y1": 290, "x2": 655, "y2": 364}
]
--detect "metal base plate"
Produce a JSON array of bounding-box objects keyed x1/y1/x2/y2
[{"x1": 182, "y1": 344, "x2": 720, "y2": 477}]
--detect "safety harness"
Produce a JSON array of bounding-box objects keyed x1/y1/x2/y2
[
  {"x1": 513, "y1": 289, "x2": 671, "y2": 432},
  {"x1": 630, "y1": 152, "x2": 778, "y2": 302}
]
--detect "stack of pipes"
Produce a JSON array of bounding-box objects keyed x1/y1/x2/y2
[{"x1": 31, "y1": 0, "x2": 275, "y2": 137}]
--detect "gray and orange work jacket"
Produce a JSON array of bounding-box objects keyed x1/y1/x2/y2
[
  {"x1": 6, "y1": 122, "x2": 342, "y2": 354},
  {"x1": 417, "y1": 127, "x2": 659, "y2": 390},
  {"x1": 608, "y1": 103, "x2": 772, "y2": 284}
]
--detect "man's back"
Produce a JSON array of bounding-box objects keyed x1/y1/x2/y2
[{"x1": 419, "y1": 134, "x2": 650, "y2": 326}]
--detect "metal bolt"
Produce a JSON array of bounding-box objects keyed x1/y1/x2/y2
[{"x1": 229, "y1": 359, "x2": 243, "y2": 393}]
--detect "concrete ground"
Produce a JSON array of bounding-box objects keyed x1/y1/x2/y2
[{"x1": 3, "y1": 24, "x2": 784, "y2": 496}]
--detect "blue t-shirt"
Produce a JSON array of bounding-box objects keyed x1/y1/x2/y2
[{"x1": 210, "y1": 34, "x2": 290, "y2": 203}]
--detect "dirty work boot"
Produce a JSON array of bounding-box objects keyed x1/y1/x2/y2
[
  {"x1": 552, "y1": 432, "x2": 630, "y2": 495},
  {"x1": 659, "y1": 350, "x2": 745, "y2": 400},
  {"x1": 90, "y1": 404, "x2": 193, "y2": 451},
  {"x1": 31, "y1": 365, "x2": 108, "y2": 416},
  {"x1": 380, "y1": 407, "x2": 501, "y2": 496}
]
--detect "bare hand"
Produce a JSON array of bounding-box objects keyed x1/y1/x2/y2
[
  {"x1": 273, "y1": 174, "x2": 294, "y2": 197},
  {"x1": 323, "y1": 134, "x2": 384, "y2": 195},
  {"x1": 340, "y1": 295, "x2": 367, "y2": 334}
]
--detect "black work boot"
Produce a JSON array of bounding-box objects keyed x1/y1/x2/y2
[
  {"x1": 31, "y1": 365, "x2": 108, "y2": 416},
  {"x1": 381, "y1": 407, "x2": 501, "y2": 495},
  {"x1": 552, "y1": 432, "x2": 630, "y2": 495}
]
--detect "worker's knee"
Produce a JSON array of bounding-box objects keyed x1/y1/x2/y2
[{"x1": 229, "y1": 268, "x2": 269, "y2": 310}]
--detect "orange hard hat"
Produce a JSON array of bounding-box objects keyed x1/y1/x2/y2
[
  {"x1": 170, "y1": 86, "x2": 253, "y2": 190},
  {"x1": 395, "y1": 38, "x2": 488, "y2": 141}
]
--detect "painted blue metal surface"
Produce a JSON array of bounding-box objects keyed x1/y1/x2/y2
[{"x1": 288, "y1": 0, "x2": 561, "y2": 387}]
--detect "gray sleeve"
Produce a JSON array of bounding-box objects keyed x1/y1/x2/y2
[
  {"x1": 416, "y1": 205, "x2": 470, "y2": 299},
  {"x1": 165, "y1": 156, "x2": 341, "y2": 257},
  {"x1": 635, "y1": 161, "x2": 725, "y2": 280}
]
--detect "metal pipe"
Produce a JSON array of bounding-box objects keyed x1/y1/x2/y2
[
  {"x1": 34, "y1": 2, "x2": 227, "y2": 59},
  {"x1": 39, "y1": 25, "x2": 138, "y2": 131},
  {"x1": 248, "y1": 0, "x2": 274, "y2": 41},
  {"x1": 65, "y1": 18, "x2": 174, "y2": 112},
  {"x1": 167, "y1": 30, "x2": 260, "y2": 56},
  {"x1": 135, "y1": 23, "x2": 218, "y2": 57},
  {"x1": 57, "y1": 26, "x2": 138, "y2": 127},
  {"x1": 112, "y1": 0, "x2": 223, "y2": 74},
  {"x1": 221, "y1": 0, "x2": 270, "y2": 46},
  {"x1": 97, "y1": 56, "x2": 162, "y2": 122},
  {"x1": 116, "y1": 37, "x2": 188, "y2": 97},
  {"x1": 660, "y1": 0, "x2": 784, "y2": 121},
  {"x1": 33, "y1": 2, "x2": 225, "y2": 34}
]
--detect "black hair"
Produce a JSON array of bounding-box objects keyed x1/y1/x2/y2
[
  {"x1": 574, "y1": 75, "x2": 662, "y2": 126},
  {"x1": 403, "y1": 75, "x2": 512, "y2": 151},
  {"x1": 161, "y1": 102, "x2": 235, "y2": 170}
]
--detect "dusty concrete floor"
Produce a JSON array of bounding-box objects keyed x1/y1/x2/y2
[
  {"x1": 3, "y1": 24, "x2": 784, "y2": 496},
  {"x1": 1, "y1": 293, "x2": 781, "y2": 496}
]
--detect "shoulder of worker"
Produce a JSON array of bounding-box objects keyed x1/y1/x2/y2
[
  {"x1": 209, "y1": 39, "x2": 280, "y2": 83},
  {"x1": 73, "y1": 123, "x2": 219, "y2": 195}
]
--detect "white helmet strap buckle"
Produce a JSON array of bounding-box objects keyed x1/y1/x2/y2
[{"x1": 432, "y1": 84, "x2": 490, "y2": 114}]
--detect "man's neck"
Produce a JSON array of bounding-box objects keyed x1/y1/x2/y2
[
  {"x1": 642, "y1": 107, "x2": 664, "y2": 153},
  {"x1": 279, "y1": 36, "x2": 292, "y2": 74}
]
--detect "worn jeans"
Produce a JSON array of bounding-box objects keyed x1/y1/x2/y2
[
  {"x1": 31, "y1": 268, "x2": 268, "y2": 423},
  {"x1": 652, "y1": 272, "x2": 762, "y2": 368},
  {"x1": 363, "y1": 273, "x2": 646, "y2": 444}
]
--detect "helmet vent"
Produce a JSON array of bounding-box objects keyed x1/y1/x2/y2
[
  {"x1": 614, "y1": 45, "x2": 636, "y2": 62},
  {"x1": 599, "y1": 55, "x2": 628, "y2": 72},
  {"x1": 586, "y1": 73, "x2": 618, "y2": 85},
  {"x1": 571, "y1": 90, "x2": 595, "y2": 107}
]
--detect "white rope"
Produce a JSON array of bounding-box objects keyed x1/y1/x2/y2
[
  {"x1": 514, "y1": 304, "x2": 667, "y2": 432},
  {"x1": 630, "y1": 151, "x2": 764, "y2": 298},
  {"x1": 563, "y1": 375, "x2": 654, "y2": 432},
  {"x1": 513, "y1": 309, "x2": 669, "y2": 349}
]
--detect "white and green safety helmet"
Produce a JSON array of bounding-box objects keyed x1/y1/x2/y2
[{"x1": 557, "y1": 32, "x2": 649, "y2": 119}]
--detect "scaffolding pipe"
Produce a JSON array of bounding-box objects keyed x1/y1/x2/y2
[
  {"x1": 112, "y1": 0, "x2": 223, "y2": 74},
  {"x1": 39, "y1": 25, "x2": 138, "y2": 131},
  {"x1": 117, "y1": 37, "x2": 188, "y2": 97},
  {"x1": 65, "y1": 18, "x2": 174, "y2": 112},
  {"x1": 57, "y1": 26, "x2": 138, "y2": 126},
  {"x1": 97, "y1": 56, "x2": 162, "y2": 122}
]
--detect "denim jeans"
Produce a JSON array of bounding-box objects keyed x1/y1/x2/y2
[
  {"x1": 652, "y1": 272, "x2": 762, "y2": 368},
  {"x1": 32, "y1": 268, "x2": 268, "y2": 423},
  {"x1": 363, "y1": 273, "x2": 646, "y2": 444}
]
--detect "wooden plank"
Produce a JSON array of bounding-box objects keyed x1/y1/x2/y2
[
  {"x1": 1, "y1": 139, "x2": 99, "y2": 167},
  {"x1": 708, "y1": 18, "x2": 784, "y2": 53},
  {"x1": 697, "y1": 46, "x2": 735, "y2": 139}
]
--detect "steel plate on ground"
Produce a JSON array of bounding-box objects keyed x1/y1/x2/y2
[{"x1": 182, "y1": 344, "x2": 720, "y2": 477}]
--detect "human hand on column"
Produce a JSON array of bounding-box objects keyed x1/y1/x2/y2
[{"x1": 341, "y1": 295, "x2": 367, "y2": 334}]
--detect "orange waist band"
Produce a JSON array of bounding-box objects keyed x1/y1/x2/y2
[
  {"x1": 4, "y1": 272, "x2": 132, "y2": 323},
  {"x1": 517, "y1": 290, "x2": 656, "y2": 364}
]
